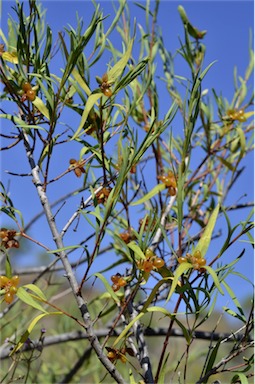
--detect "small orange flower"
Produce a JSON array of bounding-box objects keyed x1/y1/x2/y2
[
  {"x1": 0, "y1": 275, "x2": 20, "y2": 304},
  {"x1": 0, "y1": 228, "x2": 19, "y2": 249},
  {"x1": 137, "y1": 249, "x2": 165, "y2": 273},
  {"x1": 99, "y1": 73, "x2": 113, "y2": 97},
  {"x1": 69, "y1": 159, "x2": 85, "y2": 178},
  {"x1": 226, "y1": 108, "x2": 247, "y2": 122},
  {"x1": 158, "y1": 171, "x2": 177, "y2": 196},
  {"x1": 110, "y1": 273, "x2": 127, "y2": 292},
  {"x1": 177, "y1": 250, "x2": 206, "y2": 272},
  {"x1": 119, "y1": 229, "x2": 135, "y2": 244},
  {"x1": 95, "y1": 187, "x2": 112, "y2": 204},
  {"x1": 106, "y1": 346, "x2": 134, "y2": 364},
  {"x1": 138, "y1": 217, "x2": 157, "y2": 232}
]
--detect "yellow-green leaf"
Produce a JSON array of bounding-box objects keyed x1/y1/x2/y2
[
  {"x1": 243, "y1": 111, "x2": 254, "y2": 120},
  {"x1": 10, "y1": 312, "x2": 61, "y2": 355},
  {"x1": 166, "y1": 262, "x2": 193, "y2": 303},
  {"x1": 236, "y1": 126, "x2": 246, "y2": 154},
  {"x1": 72, "y1": 69, "x2": 91, "y2": 96},
  {"x1": 129, "y1": 369, "x2": 137, "y2": 384},
  {"x1": 16, "y1": 287, "x2": 48, "y2": 313},
  {"x1": 193, "y1": 203, "x2": 220, "y2": 258},
  {"x1": 113, "y1": 312, "x2": 144, "y2": 347},
  {"x1": 2, "y1": 51, "x2": 18, "y2": 64},
  {"x1": 141, "y1": 277, "x2": 175, "y2": 312},
  {"x1": 216, "y1": 156, "x2": 235, "y2": 171},
  {"x1": 22, "y1": 284, "x2": 47, "y2": 301},
  {"x1": 131, "y1": 183, "x2": 166, "y2": 206},
  {"x1": 127, "y1": 241, "x2": 146, "y2": 260},
  {"x1": 107, "y1": 39, "x2": 133, "y2": 83},
  {"x1": 32, "y1": 96, "x2": 50, "y2": 120},
  {"x1": 94, "y1": 272, "x2": 120, "y2": 303},
  {"x1": 71, "y1": 92, "x2": 102, "y2": 140},
  {"x1": 203, "y1": 265, "x2": 224, "y2": 295}
]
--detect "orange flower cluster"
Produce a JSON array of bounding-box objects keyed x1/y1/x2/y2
[
  {"x1": 178, "y1": 250, "x2": 206, "y2": 272},
  {"x1": 99, "y1": 73, "x2": 113, "y2": 97},
  {"x1": 0, "y1": 228, "x2": 19, "y2": 249},
  {"x1": 0, "y1": 275, "x2": 19, "y2": 304},
  {"x1": 95, "y1": 187, "x2": 112, "y2": 204},
  {"x1": 137, "y1": 249, "x2": 165, "y2": 273},
  {"x1": 138, "y1": 217, "x2": 157, "y2": 232},
  {"x1": 21, "y1": 81, "x2": 36, "y2": 102},
  {"x1": 106, "y1": 346, "x2": 134, "y2": 364},
  {"x1": 69, "y1": 159, "x2": 85, "y2": 178},
  {"x1": 226, "y1": 108, "x2": 247, "y2": 122},
  {"x1": 119, "y1": 229, "x2": 135, "y2": 244},
  {"x1": 111, "y1": 273, "x2": 127, "y2": 292},
  {"x1": 158, "y1": 171, "x2": 177, "y2": 196}
]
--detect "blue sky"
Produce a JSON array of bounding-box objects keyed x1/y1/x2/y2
[{"x1": 1, "y1": 1, "x2": 254, "y2": 316}]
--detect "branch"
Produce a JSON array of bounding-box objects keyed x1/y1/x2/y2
[{"x1": 1, "y1": 327, "x2": 252, "y2": 360}]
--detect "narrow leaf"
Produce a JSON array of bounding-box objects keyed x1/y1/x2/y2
[
  {"x1": 71, "y1": 92, "x2": 102, "y2": 139},
  {"x1": 203, "y1": 265, "x2": 224, "y2": 295},
  {"x1": 72, "y1": 69, "x2": 91, "y2": 96},
  {"x1": 193, "y1": 203, "x2": 220, "y2": 258},
  {"x1": 231, "y1": 373, "x2": 249, "y2": 384},
  {"x1": 94, "y1": 272, "x2": 120, "y2": 303},
  {"x1": 131, "y1": 183, "x2": 166, "y2": 206},
  {"x1": 10, "y1": 313, "x2": 48, "y2": 355},
  {"x1": 2, "y1": 51, "x2": 18, "y2": 63},
  {"x1": 10, "y1": 312, "x2": 61, "y2": 355},
  {"x1": 166, "y1": 262, "x2": 193, "y2": 303},
  {"x1": 47, "y1": 245, "x2": 84, "y2": 254},
  {"x1": 107, "y1": 39, "x2": 133, "y2": 82},
  {"x1": 127, "y1": 241, "x2": 145, "y2": 260},
  {"x1": 16, "y1": 287, "x2": 48, "y2": 313},
  {"x1": 113, "y1": 312, "x2": 144, "y2": 347},
  {"x1": 22, "y1": 284, "x2": 47, "y2": 301},
  {"x1": 32, "y1": 96, "x2": 50, "y2": 120}
]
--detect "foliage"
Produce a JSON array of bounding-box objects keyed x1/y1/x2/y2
[{"x1": 0, "y1": 1, "x2": 254, "y2": 383}]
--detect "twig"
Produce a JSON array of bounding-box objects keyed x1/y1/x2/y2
[{"x1": 1, "y1": 327, "x2": 252, "y2": 360}]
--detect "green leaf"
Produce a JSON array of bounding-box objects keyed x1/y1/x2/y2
[
  {"x1": 131, "y1": 183, "x2": 166, "y2": 206},
  {"x1": 178, "y1": 5, "x2": 206, "y2": 39},
  {"x1": 223, "y1": 307, "x2": 246, "y2": 323},
  {"x1": 113, "y1": 311, "x2": 144, "y2": 347},
  {"x1": 222, "y1": 280, "x2": 246, "y2": 321},
  {"x1": 16, "y1": 287, "x2": 48, "y2": 313},
  {"x1": 32, "y1": 96, "x2": 50, "y2": 120},
  {"x1": 216, "y1": 155, "x2": 235, "y2": 171},
  {"x1": 2, "y1": 51, "x2": 18, "y2": 63},
  {"x1": 203, "y1": 265, "x2": 224, "y2": 295},
  {"x1": 71, "y1": 92, "x2": 102, "y2": 139},
  {"x1": 127, "y1": 241, "x2": 146, "y2": 260},
  {"x1": 47, "y1": 244, "x2": 84, "y2": 254},
  {"x1": 193, "y1": 203, "x2": 220, "y2": 258},
  {"x1": 5, "y1": 255, "x2": 12, "y2": 278},
  {"x1": 203, "y1": 339, "x2": 221, "y2": 382},
  {"x1": 158, "y1": 353, "x2": 170, "y2": 384},
  {"x1": 10, "y1": 312, "x2": 61, "y2": 355},
  {"x1": 166, "y1": 262, "x2": 193, "y2": 303},
  {"x1": 22, "y1": 284, "x2": 47, "y2": 301},
  {"x1": 231, "y1": 373, "x2": 249, "y2": 384},
  {"x1": 94, "y1": 272, "x2": 120, "y2": 303},
  {"x1": 141, "y1": 277, "x2": 175, "y2": 312},
  {"x1": 236, "y1": 126, "x2": 246, "y2": 154},
  {"x1": 107, "y1": 39, "x2": 133, "y2": 83},
  {"x1": 72, "y1": 69, "x2": 91, "y2": 96},
  {"x1": 129, "y1": 369, "x2": 137, "y2": 384}
]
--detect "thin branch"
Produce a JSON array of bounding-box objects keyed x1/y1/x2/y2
[{"x1": 1, "y1": 327, "x2": 252, "y2": 360}]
